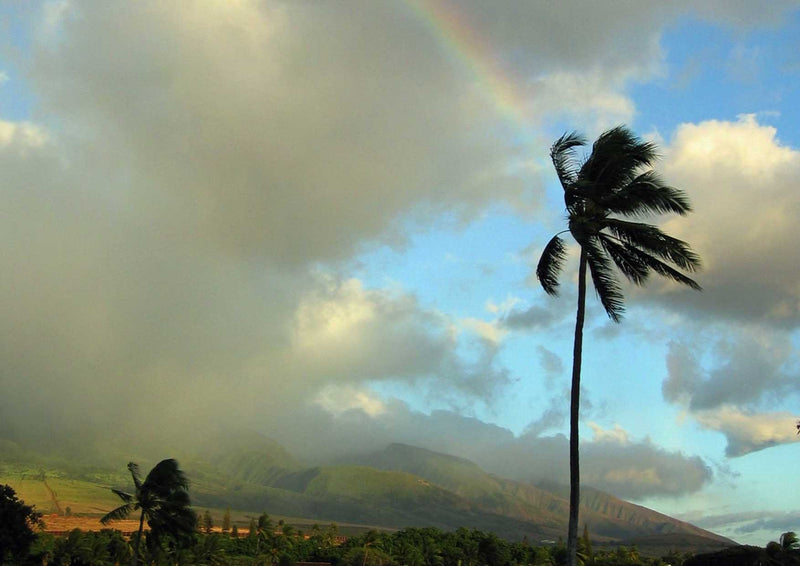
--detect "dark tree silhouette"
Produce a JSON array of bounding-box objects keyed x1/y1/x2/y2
[
  {"x1": 101, "y1": 459, "x2": 196, "y2": 566},
  {"x1": 537, "y1": 126, "x2": 701, "y2": 566},
  {"x1": 0, "y1": 484, "x2": 41, "y2": 564}
]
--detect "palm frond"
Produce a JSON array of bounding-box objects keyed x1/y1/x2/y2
[
  {"x1": 536, "y1": 235, "x2": 568, "y2": 295},
  {"x1": 603, "y1": 171, "x2": 692, "y2": 216},
  {"x1": 128, "y1": 462, "x2": 143, "y2": 491},
  {"x1": 110, "y1": 488, "x2": 134, "y2": 503},
  {"x1": 599, "y1": 236, "x2": 649, "y2": 285},
  {"x1": 144, "y1": 459, "x2": 190, "y2": 496},
  {"x1": 584, "y1": 237, "x2": 625, "y2": 322},
  {"x1": 619, "y1": 244, "x2": 702, "y2": 290},
  {"x1": 605, "y1": 219, "x2": 701, "y2": 272},
  {"x1": 581, "y1": 126, "x2": 658, "y2": 195},
  {"x1": 148, "y1": 505, "x2": 197, "y2": 545},
  {"x1": 551, "y1": 131, "x2": 586, "y2": 190},
  {"x1": 100, "y1": 503, "x2": 134, "y2": 524}
]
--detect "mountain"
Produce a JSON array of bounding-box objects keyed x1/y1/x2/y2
[
  {"x1": 348, "y1": 443, "x2": 729, "y2": 543},
  {"x1": 0, "y1": 433, "x2": 734, "y2": 552}
]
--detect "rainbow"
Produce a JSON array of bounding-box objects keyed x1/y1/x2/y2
[{"x1": 403, "y1": 0, "x2": 531, "y2": 127}]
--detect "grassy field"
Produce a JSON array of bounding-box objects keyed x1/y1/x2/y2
[{"x1": 0, "y1": 473, "x2": 122, "y2": 516}]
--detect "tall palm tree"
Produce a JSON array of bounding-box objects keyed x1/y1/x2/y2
[
  {"x1": 101, "y1": 459, "x2": 197, "y2": 566},
  {"x1": 536, "y1": 126, "x2": 701, "y2": 566}
]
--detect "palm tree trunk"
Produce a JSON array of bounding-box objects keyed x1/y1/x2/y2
[
  {"x1": 132, "y1": 509, "x2": 145, "y2": 566},
  {"x1": 567, "y1": 249, "x2": 587, "y2": 566}
]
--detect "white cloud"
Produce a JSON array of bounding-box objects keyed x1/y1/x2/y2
[
  {"x1": 693, "y1": 406, "x2": 800, "y2": 457},
  {"x1": 650, "y1": 115, "x2": 800, "y2": 327},
  {"x1": 525, "y1": 69, "x2": 637, "y2": 133},
  {"x1": 314, "y1": 385, "x2": 388, "y2": 418},
  {"x1": 485, "y1": 296, "x2": 521, "y2": 315},
  {"x1": 460, "y1": 317, "x2": 507, "y2": 345},
  {"x1": 0, "y1": 119, "x2": 49, "y2": 149},
  {"x1": 589, "y1": 422, "x2": 631, "y2": 444}
]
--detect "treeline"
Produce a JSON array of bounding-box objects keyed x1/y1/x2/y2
[{"x1": 18, "y1": 520, "x2": 689, "y2": 566}]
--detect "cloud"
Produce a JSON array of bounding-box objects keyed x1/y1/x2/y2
[
  {"x1": 634, "y1": 114, "x2": 800, "y2": 458},
  {"x1": 663, "y1": 333, "x2": 797, "y2": 411},
  {"x1": 290, "y1": 275, "x2": 511, "y2": 400},
  {"x1": 726, "y1": 44, "x2": 762, "y2": 83},
  {"x1": 524, "y1": 394, "x2": 567, "y2": 437},
  {"x1": 273, "y1": 401, "x2": 711, "y2": 500},
  {"x1": 692, "y1": 407, "x2": 800, "y2": 457},
  {"x1": 501, "y1": 304, "x2": 562, "y2": 331},
  {"x1": 654, "y1": 115, "x2": 800, "y2": 328},
  {"x1": 577, "y1": 423, "x2": 712, "y2": 499},
  {"x1": 0, "y1": 119, "x2": 48, "y2": 149},
  {"x1": 662, "y1": 331, "x2": 800, "y2": 456},
  {"x1": 537, "y1": 346, "x2": 564, "y2": 382},
  {"x1": 29, "y1": 1, "x2": 528, "y2": 264},
  {"x1": 314, "y1": 385, "x2": 388, "y2": 419},
  {"x1": 693, "y1": 510, "x2": 800, "y2": 536},
  {"x1": 461, "y1": 317, "x2": 508, "y2": 345}
]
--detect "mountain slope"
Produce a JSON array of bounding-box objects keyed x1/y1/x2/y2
[{"x1": 350, "y1": 443, "x2": 730, "y2": 544}]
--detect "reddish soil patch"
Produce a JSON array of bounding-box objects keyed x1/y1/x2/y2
[{"x1": 41, "y1": 515, "x2": 143, "y2": 536}]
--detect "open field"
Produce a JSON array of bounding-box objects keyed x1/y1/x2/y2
[
  {"x1": 0, "y1": 474, "x2": 121, "y2": 515},
  {"x1": 39, "y1": 515, "x2": 143, "y2": 535}
]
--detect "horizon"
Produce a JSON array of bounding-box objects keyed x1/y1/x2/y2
[{"x1": 1, "y1": 1, "x2": 799, "y2": 546}]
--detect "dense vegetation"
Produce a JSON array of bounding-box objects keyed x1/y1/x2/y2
[
  {"x1": 3, "y1": 487, "x2": 796, "y2": 566},
  {"x1": 3, "y1": 515, "x2": 694, "y2": 566},
  {"x1": 11, "y1": 522, "x2": 800, "y2": 566},
  {"x1": 3, "y1": 479, "x2": 797, "y2": 566}
]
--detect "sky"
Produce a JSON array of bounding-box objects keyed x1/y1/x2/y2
[{"x1": 1, "y1": 0, "x2": 799, "y2": 546}]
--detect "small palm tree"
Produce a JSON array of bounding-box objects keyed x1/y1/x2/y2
[
  {"x1": 537, "y1": 126, "x2": 701, "y2": 566},
  {"x1": 101, "y1": 459, "x2": 197, "y2": 566},
  {"x1": 781, "y1": 532, "x2": 799, "y2": 550}
]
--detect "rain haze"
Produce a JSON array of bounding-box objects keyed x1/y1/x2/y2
[{"x1": 1, "y1": 0, "x2": 799, "y2": 545}]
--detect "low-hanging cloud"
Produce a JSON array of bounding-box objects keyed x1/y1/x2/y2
[{"x1": 271, "y1": 401, "x2": 711, "y2": 500}]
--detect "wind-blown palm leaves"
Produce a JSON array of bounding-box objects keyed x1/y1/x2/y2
[
  {"x1": 538, "y1": 127, "x2": 700, "y2": 321},
  {"x1": 536, "y1": 126, "x2": 701, "y2": 566},
  {"x1": 101, "y1": 459, "x2": 196, "y2": 566}
]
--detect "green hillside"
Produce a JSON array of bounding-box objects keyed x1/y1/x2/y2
[
  {"x1": 0, "y1": 433, "x2": 734, "y2": 551},
  {"x1": 341, "y1": 443, "x2": 731, "y2": 544}
]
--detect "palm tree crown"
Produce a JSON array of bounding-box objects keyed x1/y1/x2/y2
[
  {"x1": 537, "y1": 126, "x2": 701, "y2": 321},
  {"x1": 101, "y1": 459, "x2": 196, "y2": 565}
]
